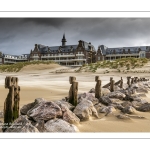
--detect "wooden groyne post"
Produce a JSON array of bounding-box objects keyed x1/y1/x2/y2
[
  {"x1": 69, "y1": 76, "x2": 78, "y2": 106},
  {"x1": 95, "y1": 76, "x2": 102, "y2": 99},
  {"x1": 3, "y1": 76, "x2": 20, "y2": 131},
  {"x1": 110, "y1": 77, "x2": 115, "y2": 92},
  {"x1": 120, "y1": 77, "x2": 123, "y2": 88},
  {"x1": 127, "y1": 76, "x2": 131, "y2": 87}
]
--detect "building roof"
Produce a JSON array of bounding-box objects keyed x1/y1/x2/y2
[
  {"x1": 38, "y1": 44, "x2": 78, "y2": 53},
  {"x1": 99, "y1": 45, "x2": 150, "y2": 55}
]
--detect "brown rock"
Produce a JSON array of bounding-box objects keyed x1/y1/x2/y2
[
  {"x1": 44, "y1": 118, "x2": 79, "y2": 132},
  {"x1": 27, "y1": 101, "x2": 62, "y2": 122},
  {"x1": 5, "y1": 115, "x2": 39, "y2": 132},
  {"x1": 73, "y1": 100, "x2": 99, "y2": 120}
]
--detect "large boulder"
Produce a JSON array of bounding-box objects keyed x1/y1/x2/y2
[
  {"x1": 89, "y1": 88, "x2": 95, "y2": 93},
  {"x1": 44, "y1": 118, "x2": 79, "y2": 132},
  {"x1": 27, "y1": 101, "x2": 62, "y2": 122},
  {"x1": 59, "y1": 104, "x2": 80, "y2": 124},
  {"x1": 54, "y1": 100, "x2": 75, "y2": 111},
  {"x1": 107, "y1": 91, "x2": 126, "y2": 100},
  {"x1": 5, "y1": 115, "x2": 39, "y2": 132},
  {"x1": 137, "y1": 103, "x2": 150, "y2": 112},
  {"x1": 73, "y1": 100, "x2": 99, "y2": 120},
  {"x1": 89, "y1": 88, "x2": 110, "y2": 96},
  {"x1": 121, "y1": 101, "x2": 133, "y2": 107},
  {"x1": 101, "y1": 88, "x2": 110, "y2": 96},
  {"x1": 99, "y1": 106, "x2": 116, "y2": 116},
  {"x1": 20, "y1": 98, "x2": 45, "y2": 115},
  {"x1": 116, "y1": 114, "x2": 131, "y2": 120},
  {"x1": 132, "y1": 101, "x2": 148, "y2": 109},
  {"x1": 99, "y1": 96, "x2": 112, "y2": 105},
  {"x1": 122, "y1": 83, "x2": 129, "y2": 89},
  {"x1": 78, "y1": 92, "x2": 99, "y2": 105},
  {"x1": 108, "y1": 103, "x2": 124, "y2": 110},
  {"x1": 121, "y1": 106, "x2": 136, "y2": 114},
  {"x1": 31, "y1": 120, "x2": 46, "y2": 132},
  {"x1": 136, "y1": 87, "x2": 148, "y2": 93}
]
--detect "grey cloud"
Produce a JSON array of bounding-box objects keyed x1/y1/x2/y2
[{"x1": 1, "y1": 18, "x2": 150, "y2": 55}]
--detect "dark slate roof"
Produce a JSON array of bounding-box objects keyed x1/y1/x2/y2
[
  {"x1": 37, "y1": 40, "x2": 96, "y2": 53},
  {"x1": 81, "y1": 40, "x2": 96, "y2": 51},
  {"x1": 38, "y1": 44, "x2": 78, "y2": 53},
  {"x1": 99, "y1": 45, "x2": 150, "y2": 55}
]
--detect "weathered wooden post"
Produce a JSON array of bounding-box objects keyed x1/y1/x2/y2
[
  {"x1": 134, "y1": 77, "x2": 138, "y2": 83},
  {"x1": 131, "y1": 77, "x2": 134, "y2": 85},
  {"x1": 120, "y1": 77, "x2": 123, "y2": 88},
  {"x1": 69, "y1": 76, "x2": 78, "y2": 106},
  {"x1": 110, "y1": 77, "x2": 113, "y2": 82},
  {"x1": 127, "y1": 76, "x2": 131, "y2": 87},
  {"x1": 110, "y1": 79, "x2": 115, "y2": 92},
  {"x1": 95, "y1": 76, "x2": 102, "y2": 99},
  {"x1": 3, "y1": 76, "x2": 20, "y2": 131}
]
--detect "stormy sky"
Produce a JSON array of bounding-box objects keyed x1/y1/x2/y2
[{"x1": 0, "y1": 18, "x2": 150, "y2": 55}]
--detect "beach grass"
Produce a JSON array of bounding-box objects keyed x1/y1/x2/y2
[{"x1": 0, "y1": 60, "x2": 56, "y2": 72}]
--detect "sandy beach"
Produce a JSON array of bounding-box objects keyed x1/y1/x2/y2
[{"x1": 0, "y1": 64, "x2": 150, "y2": 132}]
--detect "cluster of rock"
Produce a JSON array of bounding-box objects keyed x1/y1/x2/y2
[{"x1": 3, "y1": 79, "x2": 150, "y2": 133}]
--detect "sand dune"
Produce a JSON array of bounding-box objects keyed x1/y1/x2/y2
[{"x1": 0, "y1": 63, "x2": 150, "y2": 132}]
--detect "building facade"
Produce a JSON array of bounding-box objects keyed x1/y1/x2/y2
[
  {"x1": 96, "y1": 45, "x2": 150, "y2": 61},
  {"x1": 0, "y1": 53, "x2": 29, "y2": 64},
  {"x1": 29, "y1": 34, "x2": 96, "y2": 67},
  {"x1": 1, "y1": 34, "x2": 150, "y2": 66}
]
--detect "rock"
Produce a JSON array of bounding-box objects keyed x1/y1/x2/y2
[
  {"x1": 31, "y1": 120, "x2": 46, "y2": 132},
  {"x1": 109, "y1": 103, "x2": 124, "y2": 110},
  {"x1": 78, "y1": 92, "x2": 99, "y2": 105},
  {"x1": 59, "y1": 104, "x2": 80, "y2": 124},
  {"x1": 88, "y1": 88, "x2": 110, "y2": 96},
  {"x1": 20, "y1": 98, "x2": 45, "y2": 115},
  {"x1": 123, "y1": 83, "x2": 129, "y2": 89},
  {"x1": 89, "y1": 88, "x2": 95, "y2": 93},
  {"x1": 27, "y1": 101, "x2": 62, "y2": 122},
  {"x1": 138, "y1": 93, "x2": 147, "y2": 97},
  {"x1": 136, "y1": 87, "x2": 148, "y2": 93},
  {"x1": 99, "y1": 106, "x2": 116, "y2": 116},
  {"x1": 137, "y1": 103, "x2": 150, "y2": 112},
  {"x1": 94, "y1": 103, "x2": 102, "y2": 112},
  {"x1": 73, "y1": 100, "x2": 99, "y2": 120},
  {"x1": 121, "y1": 101, "x2": 133, "y2": 107},
  {"x1": 132, "y1": 101, "x2": 148, "y2": 109},
  {"x1": 114, "y1": 85, "x2": 121, "y2": 91},
  {"x1": 54, "y1": 100, "x2": 75, "y2": 111},
  {"x1": 0, "y1": 111, "x2": 3, "y2": 118},
  {"x1": 5, "y1": 115, "x2": 39, "y2": 132},
  {"x1": 44, "y1": 118, "x2": 79, "y2": 132},
  {"x1": 107, "y1": 91, "x2": 126, "y2": 100},
  {"x1": 101, "y1": 88, "x2": 110, "y2": 96},
  {"x1": 63, "y1": 110, "x2": 80, "y2": 124},
  {"x1": 116, "y1": 114, "x2": 131, "y2": 120},
  {"x1": 99, "y1": 96, "x2": 112, "y2": 105},
  {"x1": 122, "y1": 106, "x2": 136, "y2": 114}
]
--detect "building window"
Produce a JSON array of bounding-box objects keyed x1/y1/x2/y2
[{"x1": 98, "y1": 56, "x2": 100, "y2": 60}]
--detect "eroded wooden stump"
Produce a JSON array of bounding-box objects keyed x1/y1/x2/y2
[
  {"x1": 95, "y1": 76, "x2": 101, "y2": 99},
  {"x1": 69, "y1": 76, "x2": 78, "y2": 106},
  {"x1": 3, "y1": 76, "x2": 20, "y2": 131}
]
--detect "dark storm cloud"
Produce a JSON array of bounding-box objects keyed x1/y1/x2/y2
[
  {"x1": 1, "y1": 18, "x2": 150, "y2": 55},
  {"x1": 21, "y1": 18, "x2": 71, "y2": 28}
]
